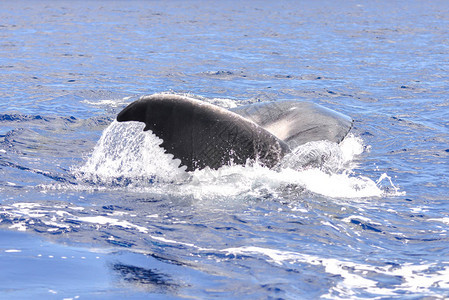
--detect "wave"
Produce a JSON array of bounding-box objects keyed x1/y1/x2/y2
[{"x1": 221, "y1": 246, "x2": 449, "y2": 299}]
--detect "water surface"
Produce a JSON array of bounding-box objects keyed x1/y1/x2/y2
[{"x1": 1, "y1": 1, "x2": 448, "y2": 299}]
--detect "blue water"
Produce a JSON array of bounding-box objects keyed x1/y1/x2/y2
[{"x1": 1, "y1": 1, "x2": 448, "y2": 299}]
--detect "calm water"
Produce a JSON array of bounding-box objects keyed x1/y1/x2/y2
[{"x1": 1, "y1": 1, "x2": 448, "y2": 299}]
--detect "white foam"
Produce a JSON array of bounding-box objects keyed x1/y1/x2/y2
[
  {"x1": 4, "y1": 249, "x2": 21, "y2": 253},
  {"x1": 12, "y1": 203, "x2": 41, "y2": 209},
  {"x1": 290, "y1": 169, "x2": 382, "y2": 198},
  {"x1": 2, "y1": 203, "x2": 152, "y2": 234},
  {"x1": 81, "y1": 97, "x2": 132, "y2": 107},
  {"x1": 9, "y1": 222, "x2": 27, "y2": 231},
  {"x1": 71, "y1": 120, "x2": 401, "y2": 199},
  {"x1": 75, "y1": 215, "x2": 148, "y2": 233},
  {"x1": 222, "y1": 246, "x2": 449, "y2": 298},
  {"x1": 175, "y1": 163, "x2": 383, "y2": 199},
  {"x1": 342, "y1": 215, "x2": 377, "y2": 224},
  {"x1": 428, "y1": 217, "x2": 449, "y2": 225},
  {"x1": 148, "y1": 235, "x2": 196, "y2": 248}
]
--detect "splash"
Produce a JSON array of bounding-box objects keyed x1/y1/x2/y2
[
  {"x1": 73, "y1": 121, "x2": 187, "y2": 185},
  {"x1": 376, "y1": 173, "x2": 406, "y2": 196},
  {"x1": 72, "y1": 121, "x2": 398, "y2": 199}
]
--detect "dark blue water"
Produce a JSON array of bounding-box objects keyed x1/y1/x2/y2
[{"x1": 1, "y1": 1, "x2": 448, "y2": 299}]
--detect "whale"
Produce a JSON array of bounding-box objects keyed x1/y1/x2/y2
[{"x1": 116, "y1": 94, "x2": 353, "y2": 171}]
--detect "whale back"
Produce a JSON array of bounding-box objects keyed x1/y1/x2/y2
[
  {"x1": 231, "y1": 101, "x2": 353, "y2": 149},
  {"x1": 117, "y1": 94, "x2": 289, "y2": 171}
]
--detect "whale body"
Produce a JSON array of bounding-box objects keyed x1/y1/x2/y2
[{"x1": 116, "y1": 94, "x2": 353, "y2": 171}]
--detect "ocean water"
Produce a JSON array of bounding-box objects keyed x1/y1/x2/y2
[{"x1": 1, "y1": 0, "x2": 448, "y2": 299}]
